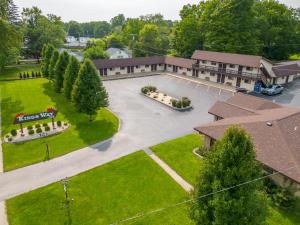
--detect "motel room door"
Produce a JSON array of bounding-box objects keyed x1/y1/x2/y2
[
  {"x1": 236, "y1": 77, "x2": 241, "y2": 87},
  {"x1": 217, "y1": 74, "x2": 221, "y2": 83},
  {"x1": 127, "y1": 66, "x2": 134, "y2": 73}
]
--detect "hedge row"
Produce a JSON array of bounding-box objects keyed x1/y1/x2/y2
[
  {"x1": 171, "y1": 97, "x2": 191, "y2": 109},
  {"x1": 19, "y1": 71, "x2": 42, "y2": 79}
]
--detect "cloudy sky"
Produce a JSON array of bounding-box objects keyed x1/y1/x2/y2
[{"x1": 14, "y1": 0, "x2": 300, "y2": 22}]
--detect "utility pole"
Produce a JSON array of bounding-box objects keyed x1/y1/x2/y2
[{"x1": 44, "y1": 142, "x2": 50, "y2": 160}]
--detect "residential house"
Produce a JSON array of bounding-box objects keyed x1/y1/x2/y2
[
  {"x1": 106, "y1": 48, "x2": 131, "y2": 59},
  {"x1": 194, "y1": 93, "x2": 300, "y2": 196}
]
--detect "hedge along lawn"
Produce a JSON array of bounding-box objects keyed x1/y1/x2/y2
[
  {"x1": 150, "y1": 134, "x2": 204, "y2": 185},
  {"x1": 0, "y1": 64, "x2": 41, "y2": 80},
  {"x1": 1, "y1": 78, "x2": 119, "y2": 171},
  {"x1": 6, "y1": 151, "x2": 194, "y2": 225}
]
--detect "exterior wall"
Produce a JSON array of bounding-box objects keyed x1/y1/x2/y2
[
  {"x1": 275, "y1": 75, "x2": 295, "y2": 85},
  {"x1": 204, "y1": 135, "x2": 212, "y2": 149},
  {"x1": 104, "y1": 64, "x2": 165, "y2": 76},
  {"x1": 177, "y1": 67, "x2": 192, "y2": 76},
  {"x1": 271, "y1": 173, "x2": 300, "y2": 197},
  {"x1": 239, "y1": 78, "x2": 255, "y2": 91},
  {"x1": 110, "y1": 52, "x2": 130, "y2": 59}
]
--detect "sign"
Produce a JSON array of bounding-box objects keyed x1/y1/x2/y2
[{"x1": 14, "y1": 108, "x2": 58, "y2": 124}]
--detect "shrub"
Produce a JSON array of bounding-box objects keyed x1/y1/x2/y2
[
  {"x1": 27, "y1": 125, "x2": 33, "y2": 130},
  {"x1": 8, "y1": 137, "x2": 12, "y2": 142},
  {"x1": 148, "y1": 86, "x2": 157, "y2": 92},
  {"x1": 64, "y1": 122, "x2": 68, "y2": 126},
  {"x1": 11, "y1": 129, "x2": 17, "y2": 136},
  {"x1": 19, "y1": 73, "x2": 22, "y2": 79},
  {"x1": 141, "y1": 87, "x2": 149, "y2": 94},
  {"x1": 57, "y1": 121, "x2": 62, "y2": 127},
  {"x1": 31, "y1": 71, "x2": 35, "y2": 78},
  {"x1": 42, "y1": 123, "x2": 48, "y2": 127},
  {"x1": 35, "y1": 124, "x2": 41, "y2": 128},
  {"x1": 141, "y1": 86, "x2": 157, "y2": 94},
  {"x1": 171, "y1": 99, "x2": 177, "y2": 107},
  {"x1": 182, "y1": 97, "x2": 191, "y2": 108},
  {"x1": 26, "y1": 72, "x2": 29, "y2": 78},
  {"x1": 23, "y1": 72, "x2": 26, "y2": 78},
  {"x1": 176, "y1": 101, "x2": 183, "y2": 108},
  {"x1": 28, "y1": 129, "x2": 35, "y2": 135},
  {"x1": 5, "y1": 134, "x2": 10, "y2": 138},
  {"x1": 36, "y1": 127, "x2": 42, "y2": 133},
  {"x1": 264, "y1": 178, "x2": 296, "y2": 208},
  {"x1": 38, "y1": 71, "x2": 41, "y2": 77},
  {"x1": 45, "y1": 126, "x2": 50, "y2": 131}
]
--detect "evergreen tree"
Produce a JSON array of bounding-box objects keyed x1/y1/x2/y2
[
  {"x1": 54, "y1": 51, "x2": 69, "y2": 93},
  {"x1": 41, "y1": 44, "x2": 54, "y2": 77},
  {"x1": 191, "y1": 126, "x2": 267, "y2": 225},
  {"x1": 48, "y1": 49, "x2": 59, "y2": 80},
  {"x1": 63, "y1": 56, "x2": 80, "y2": 99},
  {"x1": 72, "y1": 59, "x2": 108, "y2": 121}
]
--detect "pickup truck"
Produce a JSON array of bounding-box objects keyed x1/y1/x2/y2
[{"x1": 261, "y1": 84, "x2": 284, "y2": 96}]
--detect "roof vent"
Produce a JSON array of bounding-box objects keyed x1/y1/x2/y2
[
  {"x1": 266, "y1": 122, "x2": 273, "y2": 127},
  {"x1": 295, "y1": 126, "x2": 298, "y2": 131}
]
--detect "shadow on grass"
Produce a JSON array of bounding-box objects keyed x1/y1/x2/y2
[
  {"x1": 42, "y1": 82, "x2": 117, "y2": 146},
  {"x1": 1, "y1": 97, "x2": 24, "y2": 133}
]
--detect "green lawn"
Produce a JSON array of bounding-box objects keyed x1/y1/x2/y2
[
  {"x1": 0, "y1": 64, "x2": 41, "y2": 80},
  {"x1": 150, "y1": 134, "x2": 204, "y2": 185},
  {"x1": 151, "y1": 134, "x2": 300, "y2": 225},
  {"x1": 289, "y1": 54, "x2": 300, "y2": 60},
  {"x1": 1, "y1": 78, "x2": 119, "y2": 171},
  {"x1": 7, "y1": 151, "x2": 194, "y2": 225}
]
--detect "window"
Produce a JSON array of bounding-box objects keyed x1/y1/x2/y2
[
  {"x1": 187, "y1": 69, "x2": 191, "y2": 71},
  {"x1": 228, "y1": 76, "x2": 234, "y2": 80},
  {"x1": 168, "y1": 65, "x2": 172, "y2": 68},
  {"x1": 210, "y1": 72, "x2": 215, "y2": 76},
  {"x1": 159, "y1": 64, "x2": 162, "y2": 66},
  {"x1": 202, "y1": 60, "x2": 207, "y2": 64},
  {"x1": 135, "y1": 65, "x2": 139, "y2": 69},
  {"x1": 109, "y1": 68, "x2": 113, "y2": 71},
  {"x1": 145, "y1": 65, "x2": 149, "y2": 68},
  {"x1": 229, "y1": 64, "x2": 235, "y2": 68},
  {"x1": 201, "y1": 71, "x2": 205, "y2": 74},
  {"x1": 205, "y1": 77, "x2": 210, "y2": 81},
  {"x1": 244, "y1": 79, "x2": 250, "y2": 84},
  {"x1": 120, "y1": 67, "x2": 125, "y2": 70},
  {"x1": 246, "y1": 67, "x2": 253, "y2": 71},
  {"x1": 211, "y1": 61, "x2": 216, "y2": 65},
  {"x1": 179, "y1": 67, "x2": 183, "y2": 70}
]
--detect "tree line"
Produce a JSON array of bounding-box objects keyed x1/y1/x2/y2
[{"x1": 41, "y1": 44, "x2": 109, "y2": 121}]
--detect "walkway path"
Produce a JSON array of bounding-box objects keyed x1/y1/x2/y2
[{"x1": 144, "y1": 148, "x2": 193, "y2": 192}]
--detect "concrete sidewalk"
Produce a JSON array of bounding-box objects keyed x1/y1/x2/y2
[{"x1": 144, "y1": 148, "x2": 193, "y2": 192}]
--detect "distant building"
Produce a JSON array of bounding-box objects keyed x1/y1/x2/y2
[
  {"x1": 58, "y1": 48, "x2": 83, "y2": 62},
  {"x1": 195, "y1": 93, "x2": 300, "y2": 196},
  {"x1": 65, "y1": 36, "x2": 76, "y2": 43},
  {"x1": 106, "y1": 48, "x2": 131, "y2": 59},
  {"x1": 79, "y1": 37, "x2": 90, "y2": 44}
]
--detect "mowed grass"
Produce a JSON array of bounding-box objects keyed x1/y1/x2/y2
[
  {"x1": 0, "y1": 64, "x2": 41, "y2": 80},
  {"x1": 1, "y1": 78, "x2": 119, "y2": 171},
  {"x1": 150, "y1": 134, "x2": 204, "y2": 185},
  {"x1": 151, "y1": 134, "x2": 300, "y2": 225},
  {"x1": 289, "y1": 54, "x2": 300, "y2": 60},
  {"x1": 7, "y1": 151, "x2": 194, "y2": 225}
]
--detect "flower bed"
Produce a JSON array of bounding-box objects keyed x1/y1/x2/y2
[
  {"x1": 4, "y1": 121, "x2": 70, "y2": 143},
  {"x1": 141, "y1": 86, "x2": 192, "y2": 111}
]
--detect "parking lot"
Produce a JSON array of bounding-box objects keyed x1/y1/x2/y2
[
  {"x1": 104, "y1": 74, "x2": 233, "y2": 147},
  {"x1": 251, "y1": 78, "x2": 300, "y2": 107}
]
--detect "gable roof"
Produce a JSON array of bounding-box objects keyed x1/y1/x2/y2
[
  {"x1": 192, "y1": 50, "x2": 263, "y2": 68},
  {"x1": 195, "y1": 94, "x2": 300, "y2": 184}
]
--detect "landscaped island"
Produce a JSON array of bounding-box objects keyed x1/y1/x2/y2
[{"x1": 141, "y1": 86, "x2": 192, "y2": 111}]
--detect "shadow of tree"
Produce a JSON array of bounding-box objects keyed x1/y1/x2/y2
[{"x1": 42, "y1": 82, "x2": 118, "y2": 145}]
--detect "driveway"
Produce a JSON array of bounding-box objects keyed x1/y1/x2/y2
[{"x1": 0, "y1": 75, "x2": 232, "y2": 201}]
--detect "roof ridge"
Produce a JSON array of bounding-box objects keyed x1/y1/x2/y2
[
  {"x1": 194, "y1": 50, "x2": 262, "y2": 58},
  {"x1": 221, "y1": 100, "x2": 257, "y2": 114}
]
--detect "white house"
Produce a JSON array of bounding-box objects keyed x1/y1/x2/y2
[{"x1": 106, "y1": 48, "x2": 131, "y2": 59}]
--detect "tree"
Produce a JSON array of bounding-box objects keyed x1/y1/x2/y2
[
  {"x1": 72, "y1": 59, "x2": 108, "y2": 121},
  {"x1": 41, "y1": 44, "x2": 54, "y2": 77},
  {"x1": 202, "y1": 0, "x2": 259, "y2": 55},
  {"x1": 49, "y1": 49, "x2": 59, "y2": 80},
  {"x1": 63, "y1": 56, "x2": 80, "y2": 99},
  {"x1": 191, "y1": 126, "x2": 267, "y2": 225},
  {"x1": 110, "y1": 14, "x2": 125, "y2": 30},
  {"x1": 106, "y1": 33, "x2": 124, "y2": 49},
  {"x1": 253, "y1": 0, "x2": 300, "y2": 60},
  {"x1": 134, "y1": 24, "x2": 164, "y2": 57},
  {"x1": 84, "y1": 46, "x2": 108, "y2": 60},
  {"x1": 54, "y1": 51, "x2": 69, "y2": 93},
  {"x1": 65, "y1": 20, "x2": 83, "y2": 38},
  {"x1": 22, "y1": 7, "x2": 66, "y2": 59},
  {"x1": 122, "y1": 18, "x2": 145, "y2": 48}
]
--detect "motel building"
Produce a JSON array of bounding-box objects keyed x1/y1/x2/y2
[
  {"x1": 194, "y1": 93, "x2": 300, "y2": 196},
  {"x1": 93, "y1": 50, "x2": 300, "y2": 92}
]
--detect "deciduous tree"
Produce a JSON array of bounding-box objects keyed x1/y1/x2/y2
[
  {"x1": 72, "y1": 59, "x2": 108, "y2": 121},
  {"x1": 191, "y1": 126, "x2": 267, "y2": 225}
]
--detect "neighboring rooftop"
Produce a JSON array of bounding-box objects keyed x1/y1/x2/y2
[
  {"x1": 192, "y1": 50, "x2": 263, "y2": 68},
  {"x1": 195, "y1": 93, "x2": 300, "y2": 184},
  {"x1": 272, "y1": 63, "x2": 300, "y2": 77}
]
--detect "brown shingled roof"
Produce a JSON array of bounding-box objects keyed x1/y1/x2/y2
[
  {"x1": 272, "y1": 63, "x2": 300, "y2": 77},
  {"x1": 192, "y1": 50, "x2": 262, "y2": 68},
  {"x1": 92, "y1": 56, "x2": 195, "y2": 69},
  {"x1": 195, "y1": 94, "x2": 300, "y2": 184}
]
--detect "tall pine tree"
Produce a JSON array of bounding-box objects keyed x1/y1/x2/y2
[
  {"x1": 191, "y1": 126, "x2": 267, "y2": 225},
  {"x1": 54, "y1": 51, "x2": 69, "y2": 93},
  {"x1": 63, "y1": 56, "x2": 80, "y2": 99},
  {"x1": 49, "y1": 49, "x2": 59, "y2": 80},
  {"x1": 41, "y1": 44, "x2": 54, "y2": 77},
  {"x1": 72, "y1": 59, "x2": 108, "y2": 121}
]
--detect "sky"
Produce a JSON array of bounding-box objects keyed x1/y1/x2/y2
[{"x1": 14, "y1": 0, "x2": 300, "y2": 22}]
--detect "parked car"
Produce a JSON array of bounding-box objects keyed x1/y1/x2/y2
[
  {"x1": 261, "y1": 85, "x2": 284, "y2": 95},
  {"x1": 236, "y1": 87, "x2": 248, "y2": 93}
]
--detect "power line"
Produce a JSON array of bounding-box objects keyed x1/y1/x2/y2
[{"x1": 110, "y1": 166, "x2": 296, "y2": 225}]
